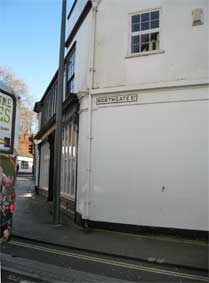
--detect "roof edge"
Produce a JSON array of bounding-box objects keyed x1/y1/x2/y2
[
  {"x1": 34, "y1": 42, "x2": 76, "y2": 106},
  {"x1": 65, "y1": 0, "x2": 92, "y2": 47},
  {"x1": 67, "y1": 0, "x2": 77, "y2": 20}
]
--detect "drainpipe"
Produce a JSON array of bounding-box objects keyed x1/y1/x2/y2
[{"x1": 85, "y1": 0, "x2": 100, "y2": 226}]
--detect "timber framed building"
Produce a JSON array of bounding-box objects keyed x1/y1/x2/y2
[{"x1": 34, "y1": 46, "x2": 79, "y2": 216}]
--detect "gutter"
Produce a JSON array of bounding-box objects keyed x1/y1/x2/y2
[
  {"x1": 67, "y1": 0, "x2": 77, "y2": 20},
  {"x1": 65, "y1": 1, "x2": 92, "y2": 48}
]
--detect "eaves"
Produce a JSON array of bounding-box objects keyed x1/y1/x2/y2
[
  {"x1": 67, "y1": 0, "x2": 77, "y2": 20},
  {"x1": 34, "y1": 95, "x2": 79, "y2": 141},
  {"x1": 65, "y1": 0, "x2": 92, "y2": 48}
]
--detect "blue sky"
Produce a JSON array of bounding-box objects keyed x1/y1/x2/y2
[{"x1": 0, "y1": 0, "x2": 74, "y2": 102}]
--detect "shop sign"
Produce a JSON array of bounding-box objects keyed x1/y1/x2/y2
[
  {"x1": 0, "y1": 91, "x2": 15, "y2": 153},
  {"x1": 96, "y1": 94, "x2": 137, "y2": 105}
]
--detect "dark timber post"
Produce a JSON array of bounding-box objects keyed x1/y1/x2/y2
[{"x1": 53, "y1": 0, "x2": 66, "y2": 224}]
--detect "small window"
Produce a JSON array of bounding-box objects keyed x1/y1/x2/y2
[
  {"x1": 67, "y1": 48, "x2": 75, "y2": 95},
  {"x1": 130, "y1": 9, "x2": 160, "y2": 54},
  {"x1": 21, "y1": 161, "x2": 29, "y2": 169}
]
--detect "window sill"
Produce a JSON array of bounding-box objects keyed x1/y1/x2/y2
[
  {"x1": 61, "y1": 192, "x2": 75, "y2": 201},
  {"x1": 125, "y1": 50, "x2": 165, "y2": 59}
]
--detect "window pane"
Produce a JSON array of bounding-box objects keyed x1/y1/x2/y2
[
  {"x1": 150, "y1": 32, "x2": 159, "y2": 50},
  {"x1": 141, "y1": 12, "x2": 149, "y2": 22},
  {"x1": 131, "y1": 35, "x2": 140, "y2": 53},
  {"x1": 68, "y1": 78, "x2": 75, "y2": 94},
  {"x1": 141, "y1": 34, "x2": 149, "y2": 43},
  {"x1": 131, "y1": 35, "x2": 140, "y2": 44},
  {"x1": 151, "y1": 11, "x2": 159, "y2": 20},
  {"x1": 67, "y1": 51, "x2": 75, "y2": 81},
  {"x1": 141, "y1": 43, "x2": 149, "y2": 52},
  {"x1": 132, "y1": 23, "x2": 140, "y2": 32},
  {"x1": 21, "y1": 161, "x2": 28, "y2": 169},
  {"x1": 151, "y1": 32, "x2": 159, "y2": 41},
  {"x1": 70, "y1": 65, "x2": 73, "y2": 77},
  {"x1": 151, "y1": 19, "x2": 159, "y2": 29},
  {"x1": 141, "y1": 21, "x2": 149, "y2": 30},
  {"x1": 132, "y1": 15, "x2": 140, "y2": 23},
  {"x1": 68, "y1": 62, "x2": 73, "y2": 79},
  {"x1": 131, "y1": 44, "x2": 139, "y2": 53},
  {"x1": 71, "y1": 79, "x2": 74, "y2": 93},
  {"x1": 67, "y1": 64, "x2": 70, "y2": 80}
]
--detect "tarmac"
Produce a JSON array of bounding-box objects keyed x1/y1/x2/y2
[
  {"x1": 2, "y1": 253, "x2": 125, "y2": 283},
  {"x1": 12, "y1": 176, "x2": 208, "y2": 272}
]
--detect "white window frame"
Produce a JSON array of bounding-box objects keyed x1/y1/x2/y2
[
  {"x1": 67, "y1": 48, "x2": 76, "y2": 95},
  {"x1": 61, "y1": 121, "x2": 77, "y2": 201},
  {"x1": 128, "y1": 7, "x2": 162, "y2": 57}
]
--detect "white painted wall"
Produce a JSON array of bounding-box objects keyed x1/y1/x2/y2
[
  {"x1": 79, "y1": 86, "x2": 208, "y2": 231},
  {"x1": 17, "y1": 156, "x2": 33, "y2": 174},
  {"x1": 72, "y1": 0, "x2": 209, "y2": 230},
  {"x1": 67, "y1": 0, "x2": 89, "y2": 36},
  {"x1": 66, "y1": 7, "x2": 92, "y2": 96},
  {"x1": 37, "y1": 112, "x2": 42, "y2": 132},
  {"x1": 94, "y1": 0, "x2": 208, "y2": 89}
]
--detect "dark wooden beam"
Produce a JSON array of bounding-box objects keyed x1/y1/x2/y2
[{"x1": 65, "y1": 0, "x2": 92, "y2": 48}]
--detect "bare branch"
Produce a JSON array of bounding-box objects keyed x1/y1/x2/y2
[{"x1": 0, "y1": 65, "x2": 35, "y2": 134}]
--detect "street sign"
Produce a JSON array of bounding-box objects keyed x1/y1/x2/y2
[{"x1": 96, "y1": 94, "x2": 138, "y2": 105}]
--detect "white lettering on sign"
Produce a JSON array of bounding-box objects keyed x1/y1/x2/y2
[
  {"x1": 96, "y1": 94, "x2": 137, "y2": 105},
  {"x1": 0, "y1": 91, "x2": 14, "y2": 152}
]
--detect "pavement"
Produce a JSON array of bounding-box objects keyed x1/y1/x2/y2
[{"x1": 12, "y1": 176, "x2": 208, "y2": 272}]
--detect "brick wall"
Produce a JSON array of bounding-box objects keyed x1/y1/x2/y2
[{"x1": 18, "y1": 133, "x2": 33, "y2": 158}]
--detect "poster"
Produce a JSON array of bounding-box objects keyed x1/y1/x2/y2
[
  {"x1": 0, "y1": 91, "x2": 14, "y2": 152},
  {"x1": 0, "y1": 153, "x2": 16, "y2": 240}
]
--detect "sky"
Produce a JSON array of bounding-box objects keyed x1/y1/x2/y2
[{"x1": 0, "y1": 0, "x2": 74, "y2": 103}]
